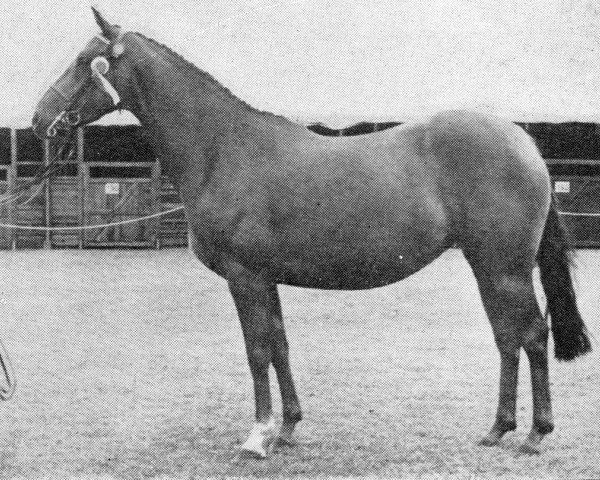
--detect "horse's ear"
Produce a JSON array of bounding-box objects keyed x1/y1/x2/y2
[{"x1": 91, "y1": 6, "x2": 120, "y2": 40}]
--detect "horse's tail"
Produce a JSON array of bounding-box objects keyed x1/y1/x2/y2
[{"x1": 537, "y1": 197, "x2": 592, "y2": 361}]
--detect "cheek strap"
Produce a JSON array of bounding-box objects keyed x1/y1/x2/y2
[{"x1": 92, "y1": 71, "x2": 121, "y2": 106}]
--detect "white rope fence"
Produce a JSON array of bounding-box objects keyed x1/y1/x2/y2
[
  {"x1": 557, "y1": 211, "x2": 600, "y2": 218},
  {"x1": 0, "y1": 206, "x2": 185, "y2": 231},
  {"x1": 0, "y1": 208, "x2": 596, "y2": 232}
]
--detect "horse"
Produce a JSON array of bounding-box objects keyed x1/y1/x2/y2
[{"x1": 32, "y1": 8, "x2": 591, "y2": 458}]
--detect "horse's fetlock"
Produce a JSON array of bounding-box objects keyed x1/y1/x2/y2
[
  {"x1": 283, "y1": 407, "x2": 302, "y2": 424},
  {"x1": 533, "y1": 409, "x2": 554, "y2": 435},
  {"x1": 496, "y1": 416, "x2": 517, "y2": 432},
  {"x1": 535, "y1": 419, "x2": 554, "y2": 435}
]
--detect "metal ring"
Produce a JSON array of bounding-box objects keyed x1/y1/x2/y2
[{"x1": 65, "y1": 111, "x2": 80, "y2": 126}]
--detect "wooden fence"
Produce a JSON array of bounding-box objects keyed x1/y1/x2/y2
[
  {"x1": 0, "y1": 128, "x2": 188, "y2": 249},
  {"x1": 547, "y1": 159, "x2": 600, "y2": 248},
  {"x1": 1, "y1": 125, "x2": 600, "y2": 249}
]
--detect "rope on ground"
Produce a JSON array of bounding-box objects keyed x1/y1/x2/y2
[{"x1": 0, "y1": 206, "x2": 185, "y2": 231}]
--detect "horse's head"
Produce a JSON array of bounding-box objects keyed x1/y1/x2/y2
[{"x1": 32, "y1": 8, "x2": 134, "y2": 139}]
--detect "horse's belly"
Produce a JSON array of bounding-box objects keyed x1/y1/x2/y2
[
  {"x1": 271, "y1": 241, "x2": 449, "y2": 290},
  {"x1": 274, "y1": 262, "x2": 409, "y2": 290}
]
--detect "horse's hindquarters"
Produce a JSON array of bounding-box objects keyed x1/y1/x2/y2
[{"x1": 429, "y1": 110, "x2": 551, "y2": 264}]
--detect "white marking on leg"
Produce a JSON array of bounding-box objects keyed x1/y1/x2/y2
[{"x1": 240, "y1": 417, "x2": 276, "y2": 458}]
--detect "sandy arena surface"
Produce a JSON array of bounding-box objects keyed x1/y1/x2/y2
[{"x1": 0, "y1": 248, "x2": 598, "y2": 479}]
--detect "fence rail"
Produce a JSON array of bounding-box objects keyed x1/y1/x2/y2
[
  {"x1": 1, "y1": 127, "x2": 600, "y2": 249},
  {"x1": 0, "y1": 128, "x2": 188, "y2": 249}
]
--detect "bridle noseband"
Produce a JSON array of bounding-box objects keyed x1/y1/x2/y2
[{"x1": 47, "y1": 32, "x2": 125, "y2": 138}]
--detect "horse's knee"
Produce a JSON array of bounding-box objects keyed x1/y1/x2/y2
[
  {"x1": 283, "y1": 405, "x2": 302, "y2": 424},
  {"x1": 248, "y1": 343, "x2": 272, "y2": 372}
]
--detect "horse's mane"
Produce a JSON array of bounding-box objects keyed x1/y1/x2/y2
[{"x1": 134, "y1": 33, "x2": 294, "y2": 126}]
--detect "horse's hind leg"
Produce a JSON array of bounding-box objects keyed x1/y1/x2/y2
[
  {"x1": 467, "y1": 258, "x2": 553, "y2": 453},
  {"x1": 520, "y1": 304, "x2": 554, "y2": 454},
  {"x1": 473, "y1": 270, "x2": 523, "y2": 445}
]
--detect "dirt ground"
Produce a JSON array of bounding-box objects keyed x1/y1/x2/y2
[{"x1": 0, "y1": 248, "x2": 597, "y2": 479}]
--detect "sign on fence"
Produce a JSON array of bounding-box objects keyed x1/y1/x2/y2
[
  {"x1": 554, "y1": 181, "x2": 570, "y2": 193},
  {"x1": 104, "y1": 182, "x2": 120, "y2": 195}
]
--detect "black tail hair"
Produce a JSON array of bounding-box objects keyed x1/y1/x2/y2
[{"x1": 537, "y1": 197, "x2": 592, "y2": 361}]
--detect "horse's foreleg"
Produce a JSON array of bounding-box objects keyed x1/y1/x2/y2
[
  {"x1": 267, "y1": 284, "x2": 302, "y2": 446},
  {"x1": 229, "y1": 277, "x2": 277, "y2": 458}
]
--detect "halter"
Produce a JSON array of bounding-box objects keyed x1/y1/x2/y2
[{"x1": 46, "y1": 32, "x2": 125, "y2": 138}]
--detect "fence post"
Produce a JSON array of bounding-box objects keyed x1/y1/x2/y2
[
  {"x1": 9, "y1": 129, "x2": 16, "y2": 250},
  {"x1": 44, "y1": 139, "x2": 51, "y2": 249},
  {"x1": 152, "y1": 160, "x2": 161, "y2": 249},
  {"x1": 78, "y1": 128, "x2": 84, "y2": 249}
]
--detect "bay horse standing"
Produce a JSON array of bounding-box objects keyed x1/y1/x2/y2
[{"x1": 32, "y1": 9, "x2": 591, "y2": 457}]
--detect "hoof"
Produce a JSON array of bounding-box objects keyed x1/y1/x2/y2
[
  {"x1": 478, "y1": 436, "x2": 501, "y2": 447},
  {"x1": 275, "y1": 421, "x2": 298, "y2": 449},
  {"x1": 275, "y1": 435, "x2": 297, "y2": 448},
  {"x1": 518, "y1": 442, "x2": 541, "y2": 456},
  {"x1": 238, "y1": 445, "x2": 271, "y2": 459},
  {"x1": 518, "y1": 429, "x2": 545, "y2": 455},
  {"x1": 478, "y1": 428, "x2": 506, "y2": 447},
  {"x1": 478, "y1": 421, "x2": 515, "y2": 447},
  {"x1": 239, "y1": 418, "x2": 276, "y2": 459}
]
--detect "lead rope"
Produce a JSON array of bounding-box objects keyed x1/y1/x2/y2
[
  {"x1": 0, "y1": 340, "x2": 15, "y2": 401},
  {"x1": 0, "y1": 134, "x2": 76, "y2": 206}
]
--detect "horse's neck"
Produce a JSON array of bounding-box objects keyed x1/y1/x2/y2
[{"x1": 127, "y1": 42, "x2": 264, "y2": 190}]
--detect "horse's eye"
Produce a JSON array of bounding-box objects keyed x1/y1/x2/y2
[
  {"x1": 90, "y1": 56, "x2": 110, "y2": 75},
  {"x1": 75, "y1": 55, "x2": 88, "y2": 67}
]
